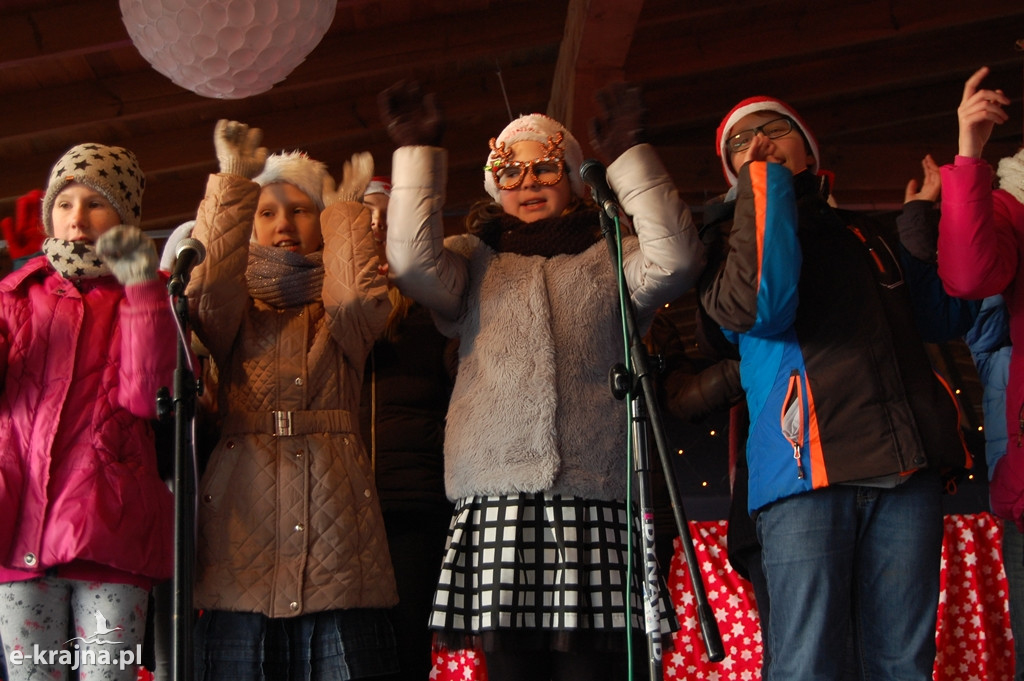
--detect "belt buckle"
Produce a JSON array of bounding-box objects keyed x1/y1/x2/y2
[{"x1": 273, "y1": 411, "x2": 294, "y2": 437}]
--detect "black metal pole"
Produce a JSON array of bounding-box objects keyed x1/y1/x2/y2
[
  {"x1": 168, "y1": 293, "x2": 197, "y2": 681},
  {"x1": 598, "y1": 199, "x2": 725, "y2": 671}
]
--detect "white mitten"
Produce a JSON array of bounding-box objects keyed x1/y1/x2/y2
[
  {"x1": 324, "y1": 152, "x2": 374, "y2": 206},
  {"x1": 95, "y1": 225, "x2": 159, "y2": 286},
  {"x1": 214, "y1": 119, "x2": 268, "y2": 179}
]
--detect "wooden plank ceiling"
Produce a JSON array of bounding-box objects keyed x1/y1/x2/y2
[{"x1": 2, "y1": 0, "x2": 1022, "y2": 239}]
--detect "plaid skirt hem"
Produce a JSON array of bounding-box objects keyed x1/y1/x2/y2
[{"x1": 428, "y1": 493, "x2": 679, "y2": 643}]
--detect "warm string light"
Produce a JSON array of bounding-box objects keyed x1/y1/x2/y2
[{"x1": 120, "y1": 0, "x2": 336, "y2": 99}]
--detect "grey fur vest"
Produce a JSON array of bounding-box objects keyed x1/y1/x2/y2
[{"x1": 437, "y1": 235, "x2": 635, "y2": 501}]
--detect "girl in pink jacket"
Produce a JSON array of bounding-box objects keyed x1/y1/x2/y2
[
  {"x1": 937, "y1": 66, "x2": 1024, "y2": 523},
  {"x1": 0, "y1": 144, "x2": 176, "y2": 681}
]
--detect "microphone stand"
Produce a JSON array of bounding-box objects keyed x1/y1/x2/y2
[
  {"x1": 157, "y1": 292, "x2": 199, "y2": 681},
  {"x1": 597, "y1": 202, "x2": 725, "y2": 677}
]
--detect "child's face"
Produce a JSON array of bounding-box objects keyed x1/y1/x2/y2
[
  {"x1": 363, "y1": 192, "x2": 389, "y2": 242},
  {"x1": 497, "y1": 140, "x2": 572, "y2": 223},
  {"x1": 727, "y1": 111, "x2": 814, "y2": 179},
  {"x1": 254, "y1": 182, "x2": 322, "y2": 255},
  {"x1": 51, "y1": 183, "x2": 122, "y2": 242}
]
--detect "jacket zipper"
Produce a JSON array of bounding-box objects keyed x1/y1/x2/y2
[{"x1": 780, "y1": 369, "x2": 805, "y2": 479}]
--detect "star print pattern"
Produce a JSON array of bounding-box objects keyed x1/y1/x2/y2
[
  {"x1": 41, "y1": 237, "x2": 110, "y2": 280},
  {"x1": 45, "y1": 143, "x2": 145, "y2": 229},
  {"x1": 427, "y1": 514, "x2": 1014, "y2": 680}
]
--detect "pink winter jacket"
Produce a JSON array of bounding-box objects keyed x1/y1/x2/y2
[
  {"x1": 939, "y1": 155, "x2": 1024, "y2": 528},
  {"x1": 0, "y1": 258, "x2": 176, "y2": 583}
]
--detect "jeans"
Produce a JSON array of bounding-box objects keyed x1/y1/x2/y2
[
  {"x1": 1003, "y1": 520, "x2": 1024, "y2": 681},
  {"x1": 194, "y1": 608, "x2": 397, "y2": 681},
  {"x1": 756, "y1": 470, "x2": 943, "y2": 681}
]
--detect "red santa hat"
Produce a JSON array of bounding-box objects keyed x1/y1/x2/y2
[{"x1": 716, "y1": 96, "x2": 820, "y2": 187}]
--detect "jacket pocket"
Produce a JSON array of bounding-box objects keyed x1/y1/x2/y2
[{"x1": 780, "y1": 369, "x2": 805, "y2": 480}]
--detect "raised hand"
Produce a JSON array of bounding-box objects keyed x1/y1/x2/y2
[
  {"x1": 214, "y1": 119, "x2": 268, "y2": 178},
  {"x1": 588, "y1": 81, "x2": 647, "y2": 163},
  {"x1": 95, "y1": 225, "x2": 159, "y2": 286},
  {"x1": 324, "y1": 152, "x2": 374, "y2": 206},
  {"x1": 904, "y1": 154, "x2": 941, "y2": 203},
  {"x1": 377, "y1": 80, "x2": 445, "y2": 148},
  {"x1": 957, "y1": 66, "x2": 1010, "y2": 159}
]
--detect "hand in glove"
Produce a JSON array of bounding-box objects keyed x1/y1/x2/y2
[
  {"x1": 214, "y1": 119, "x2": 268, "y2": 179},
  {"x1": 0, "y1": 188, "x2": 45, "y2": 260},
  {"x1": 588, "y1": 81, "x2": 647, "y2": 164},
  {"x1": 95, "y1": 225, "x2": 159, "y2": 286},
  {"x1": 324, "y1": 152, "x2": 374, "y2": 206},
  {"x1": 378, "y1": 80, "x2": 445, "y2": 147}
]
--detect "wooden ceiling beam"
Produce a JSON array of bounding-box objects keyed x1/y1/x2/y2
[{"x1": 549, "y1": 0, "x2": 644, "y2": 158}]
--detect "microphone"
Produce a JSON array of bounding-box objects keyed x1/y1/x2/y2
[
  {"x1": 579, "y1": 158, "x2": 621, "y2": 221},
  {"x1": 167, "y1": 237, "x2": 206, "y2": 296}
]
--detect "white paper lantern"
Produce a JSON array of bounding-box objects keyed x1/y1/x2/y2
[{"x1": 120, "y1": 0, "x2": 337, "y2": 100}]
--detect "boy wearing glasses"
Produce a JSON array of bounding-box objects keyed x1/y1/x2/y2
[{"x1": 698, "y1": 96, "x2": 974, "y2": 680}]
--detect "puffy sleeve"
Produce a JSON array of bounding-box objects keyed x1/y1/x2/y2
[
  {"x1": 938, "y1": 156, "x2": 1020, "y2": 300},
  {"x1": 386, "y1": 145, "x2": 469, "y2": 323},
  {"x1": 117, "y1": 277, "x2": 177, "y2": 418},
  {"x1": 701, "y1": 160, "x2": 800, "y2": 337},
  {"x1": 321, "y1": 200, "x2": 392, "y2": 365},
  {"x1": 607, "y1": 143, "x2": 704, "y2": 331},
  {"x1": 185, "y1": 173, "x2": 260, "y2": 366}
]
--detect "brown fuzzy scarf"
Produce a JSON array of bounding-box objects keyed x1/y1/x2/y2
[{"x1": 474, "y1": 208, "x2": 602, "y2": 257}]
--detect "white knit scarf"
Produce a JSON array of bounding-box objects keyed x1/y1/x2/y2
[{"x1": 997, "y1": 148, "x2": 1024, "y2": 206}]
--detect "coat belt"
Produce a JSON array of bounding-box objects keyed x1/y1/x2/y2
[{"x1": 221, "y1": 409, "x2": 354, "y2": 437}]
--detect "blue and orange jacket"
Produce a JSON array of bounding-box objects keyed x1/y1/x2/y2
[{"x1": 700, "y1": 162, "x2": 973, "y2": 514}]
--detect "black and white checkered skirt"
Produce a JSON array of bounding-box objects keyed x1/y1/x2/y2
[{"x1": 428, "y1": 492, "x2": 677, "y2": 644}]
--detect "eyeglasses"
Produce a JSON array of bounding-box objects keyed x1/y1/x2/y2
[
  {"x1": 726, "y1": 117, "x2": 794, "y2": 153},
  {"x1": 489, "y1": 157, "x2": 565, "y2": 190}
]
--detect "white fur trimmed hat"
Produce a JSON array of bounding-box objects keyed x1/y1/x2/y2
[
  {"x1": 253, "y1": 151, "x2": 333, "y2": 212},
  {"x1": 42, "y1": 143, "x2": 145, "y2": 235},
  {"x1": 483, "y1": 113, "x2": 584, "y2": 201},
  {"x1": 716, "y1": 96, "x2": 819, "y2": 187}
]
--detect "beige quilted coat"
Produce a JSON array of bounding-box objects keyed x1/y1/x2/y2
[{"x1": 186, "y1": 173, "x2": 397, "y2": 617}]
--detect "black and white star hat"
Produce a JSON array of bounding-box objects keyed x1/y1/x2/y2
[{"x1": 42, "y1": 143, "x2": 145, "y2": 235}]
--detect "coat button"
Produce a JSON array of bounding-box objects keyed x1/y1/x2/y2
[
  {"x1": 24, "y1": 553, "x2": 36, "y2": 566},
  {"x1": 364, "y1": 489, "x2": 371, "y2": 498},
  {"x1": 294, "y1": 524, "x2": 304, "y2": 532},
  {"x1": 203, "y1": 494, "x2": 213, "y2": 503},
  {"x1": 295, "y1": 450, "x2": 304, "y2": 459},
  {"x1": 289, "y1": 601, "x2": 299, "y2": 611},
  {"x1": 227, "y1": 441, "x2": 236, "y2": 449},
  {"x1": 294, "y1": 377, "x2": 303, "y2": 386}
]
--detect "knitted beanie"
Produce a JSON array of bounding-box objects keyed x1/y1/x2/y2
[
  {"x1": 716, "y1": 96, "x2": 820, "y2": 187},
  {"x1": 42, "y1": 143, "x2": 145, "y2": 235},
  {"x1": 253, "y1": 151, "x2": 331, "y2": 212},
  {"x1": 364, "y1": 176, "x2": 391, "y2": 197},
  {"x1": 483, "y1": 113, "x2": 584, "y2": 201}
]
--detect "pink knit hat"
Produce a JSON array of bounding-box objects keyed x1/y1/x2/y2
[{"x1": 716, "y1": 96, "x2": 819, "y2": 187}]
